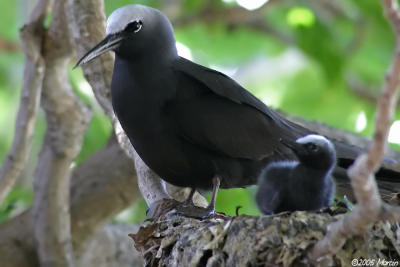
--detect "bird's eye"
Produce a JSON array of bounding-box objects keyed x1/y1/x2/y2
[
  {"x1": 124, "y1": 20, "x2": 143, "y2": 33},
  {"x1": 305, "y1": 143, "x2": 318, "y2": 152}
]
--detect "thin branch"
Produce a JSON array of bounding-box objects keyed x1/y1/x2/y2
[
  {"x1": 309, "y1": 0, "x2": 400, "y2": 261},
  {"x1": 347, "y1": 76, "x2": 384, "y2": 104},
  {"x1": 0, "y1": 0, "x2": 52, "y2": 206},
  {"x1": 173, "y1": 0, "x2": 293, "y2": 44},
  {"x1": 0, "y1": 39, "x2": 20, "y2": 52},
  {"x1": 32, "y1": 1, "x2": 92, "y2": 266}
]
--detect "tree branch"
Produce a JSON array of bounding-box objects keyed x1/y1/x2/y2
[
  {"x1": 31, "y1": 1, "x2": 91, "y2": 266},
  {"x1": 0, "y1": 0, "x2": 52, "y2": 205},
  {"x1": 65, "y1": 0, "x2": 114, "y2": 117},
  {"x1": 173, "y1": 0, "x2": 293, "y2": 44},
  {"x1": 309, "y1": 0, "x2": 400, "y2": 261},
  {"x1": 70, "y1": 135, "x2": 140, "y2": 253},
  {"x1": 0, "y1": 134, "x2": 139, "y2": 267},
  {"x1": 77, "y1": 224, "x2": 143, "y2": 267},
  {"x1": 346, "y1": 75, "x2": 400, "y2": 109},
  {"x1": 130, "y1": 212, "x2": 398, "y2": 266},
  {"x1": 0, "y1": 39, "x2": 20, "y2": 52}
]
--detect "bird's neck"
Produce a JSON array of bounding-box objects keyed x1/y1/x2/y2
[
  {"x1": 111, "y1": 54, "x2": 177, "y2": 101},
  {"x1": 115, "y1": 43, "x2": 178, "y2": 66},
  {"x1": 113, "y1": 52, "x2": 176, "y2": 83},
  {"x1": 297, "y1": 164, "x2": 332, "y2": 182},
  {"x1": 299, "y1": 155, "x2": 336, "y2": 171}
]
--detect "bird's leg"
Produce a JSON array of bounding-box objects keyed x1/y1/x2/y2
[
  {"x1": 182, "y1": 188, "x2": 196, "y2": 206},
  {"x1": 174, "y1": 176, "x2": 222, "y2": 219},
  {"x1": 205, "y1": 176, "x2": 221, "y2": 214}
]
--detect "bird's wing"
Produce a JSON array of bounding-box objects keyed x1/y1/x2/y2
[
  {"x1": 171, "y1": 57, "x2": 301, "y2": 160},
  {"x1": 172, "y1": 57, "x2": 294, "y2": 125},
  {"x1": 171, "y1": 94, "x2": 291, "y2": 160}
]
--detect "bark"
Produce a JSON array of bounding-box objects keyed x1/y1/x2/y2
[
  {"x1": 70, "y1": 135, "x2": 139, "y2": 253},
  {"x1": 31, "y1": 1, "x2": 92, "y2": 266},
  {"x1": 130, "y1": 212, "x2": 399, "y2": 266},
  {"x1": 77, "y1": 224, "x2": 143, "y2": 267},
  {"x1": 0, "y1": 135, "x2": 139, "y2": 267},
  {"x1": 65, "y1": 0, "x2": 113, "y2": 117}
]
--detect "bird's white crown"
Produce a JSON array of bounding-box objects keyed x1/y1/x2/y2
[
  {"x1": 106, "y1": 4, "x2": 157, "y2": 35},
  {"x1": 296, "y1": 134, "x2": 334, "y2": 151}
]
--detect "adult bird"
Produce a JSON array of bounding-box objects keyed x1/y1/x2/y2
[
  {"x1": 75, "y1": 4, "x2": 397, "y2": 218},
  {"x1": 256, "y1": 135, "x2": 336, "y2": 215}
]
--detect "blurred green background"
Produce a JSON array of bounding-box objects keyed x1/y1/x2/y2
[{"x1": 0, "y1": 0, "x2": 399, "y2": 223}]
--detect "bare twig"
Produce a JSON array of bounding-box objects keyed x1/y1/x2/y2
[
  {"x1": 173, "y1": 0, "x2": 292, "y2": 44},
  {"x1": 32, "y1": 1, "x2": 91, "y2": 266},
  {"x1": 309, "y1": 0, "x2": 400, "y2": 262},
  {"x1": 0, "y1": 0, "x2": 52, "y2": 205},
  {"x1": 347, "y1": 76, "x2": 383, "y2": 104},
  {"x1": 0, "y1": 39, "x2": 20, "y2": 52}
]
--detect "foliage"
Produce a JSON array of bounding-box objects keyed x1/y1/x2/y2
[
  {"x1": 0, "y1": 0, "x2": 399, "y2": 223},
  {"x1": 0, "y1": 186, "x2": 32, "y2": 223}
]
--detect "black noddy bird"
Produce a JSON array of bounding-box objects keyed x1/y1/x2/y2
[
  {"x1": 75, "y1": 4, "x2": 399, "y2": 218},
  {"x1": 256, "y1": 135, "x2": 336, "y2": 215}
]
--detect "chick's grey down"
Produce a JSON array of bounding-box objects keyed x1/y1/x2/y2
[
  {"x1": 76, "y1": 4, "x2": 366, "y2": 194},
  {"x1": 256, "y1": 135, "x2": 336, "y2": 215}
]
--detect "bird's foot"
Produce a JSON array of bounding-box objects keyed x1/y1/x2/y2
[
  {"x1": 174, "y1": 202, "x2": 215, "y2": 219},
  {"x1": 147, "y1": 177, "x2": 225, "y2": 220},
  {"x1": 146, "y1": 198, "x2": 227, "y2": 220}
]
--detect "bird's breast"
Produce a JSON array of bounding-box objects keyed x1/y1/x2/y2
[{"x1": 110, "y1": 59, "x2": 215, "y2": 187}]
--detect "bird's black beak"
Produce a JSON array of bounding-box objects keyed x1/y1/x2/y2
[
  {"x1": 280, "y1": 138, "x2": 302, "y2": 154},
  {"x1": 74, "y1": 33, "x2": 124, "y2": 68}
]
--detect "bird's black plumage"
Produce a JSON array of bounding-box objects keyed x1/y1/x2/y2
[
  {"x1": 75, "y1": 4, "x2": 399, "y2": 217},
  {"x1": 256, "y1": 135, "x2": 336, "y2": 214},
  {"x1": 99, "y1": 4, "x2": 310, "y2": 191}
]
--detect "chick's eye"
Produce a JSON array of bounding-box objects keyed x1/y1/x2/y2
[
  {"x1": 125, "y1": 20, "x2": 143, "y2": 33},
  {"x1": 305, "y1": 143, "x2": 318, "y2": 152}
]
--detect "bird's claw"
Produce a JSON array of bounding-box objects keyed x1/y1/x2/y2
[
  {"x1": 146, "y1": 198, "x2": 228, "y2": 220},
  {"x1": 174, "y1": 204, "x2": 215, "y2": 219}
]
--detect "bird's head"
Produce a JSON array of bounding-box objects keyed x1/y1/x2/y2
[
  {"x1": 75, "y1": 4, "x2": 177, "y2": 67},
  {"x1": 280, "y1": 134, "x2": 336, "y2": 170}
]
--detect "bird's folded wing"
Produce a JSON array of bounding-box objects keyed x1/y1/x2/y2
[
  {"x1": 172, "y1": 94, "x2": 287, "y2": 160},
  {"x1": 172, "y1": 56, "x2": 303, "y2": 133},
  {"x1": 172, "y1": 57, "x2": 267, "y2": 111},
  {"x1": 171, "y1": 57, "x2": 301, "y2": 160}
]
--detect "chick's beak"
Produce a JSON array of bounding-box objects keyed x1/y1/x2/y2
[{"x1": 279, "y1": 138, "x2": 303, "y2": 154}]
